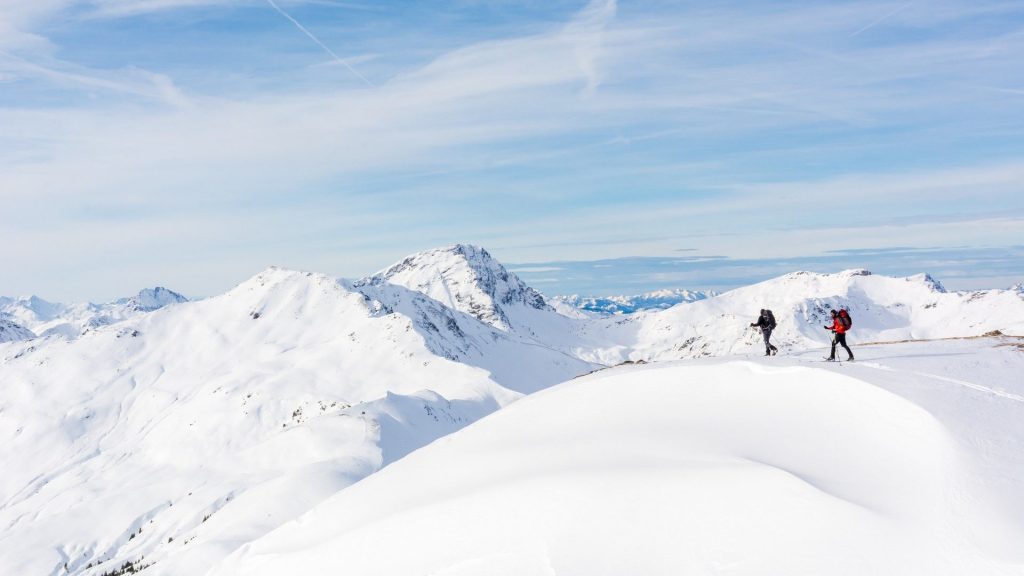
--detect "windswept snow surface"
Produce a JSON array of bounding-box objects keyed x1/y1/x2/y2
[
  {"x1": 2, "y1": 245, "x2": 1024, "y2": 575},
  {"x1": 218, "y1": 340, "x2": 1024, "y2": 576}
]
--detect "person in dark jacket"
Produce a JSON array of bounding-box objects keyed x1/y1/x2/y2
[
  {"x1": 750, "y1": 309, "x2": 778, "y2": 356},
  {"x1": 825, "y1": 309, "x2": 854, "y2": 361}
]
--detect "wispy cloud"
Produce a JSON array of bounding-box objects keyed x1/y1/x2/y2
[
  {"x1": 88, "y1": 0, "x2": 234, "y2": 18},
  {"x1": 0, "y1": 50, "x2": 190, "y2": 106},
  {"x1": 510, "y1": 244, "x2": 1024, "y2": 296},
  {"x1": 0, "y1": 0, "x2": 1022, "y2": 300},
  {"x1": 86, "y1": 0, "x2": 382, "y2": 18}
]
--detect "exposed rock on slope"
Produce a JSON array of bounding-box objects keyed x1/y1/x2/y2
[
  {"x1": 119, "y1": 287, "x2": 189, "y2": 312},
  {"x1": 0, "y1": 266, "x2": 591, "y2": 575},
  {"x1": 0, "y1": 317, "x2": 35, "y2": 343},
  {"x1": 357, "y1": 244, "x2": 549, "y2": 332}
]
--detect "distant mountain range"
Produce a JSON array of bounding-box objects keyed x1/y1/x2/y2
[
  {"x1": 0, "y1": 287, "x2": 187, "y2": 340},
  {"x1": 551, "y1": 288, "x2": 716, "y2": 316}
]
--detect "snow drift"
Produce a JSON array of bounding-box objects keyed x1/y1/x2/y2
[{"x1": 217, "y1": 356, "x2": 1024, "y2": 576}]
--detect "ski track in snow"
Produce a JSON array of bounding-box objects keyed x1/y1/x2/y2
[{"x1": 858, "y1": 362, "x2": 1024, "y2": 403}]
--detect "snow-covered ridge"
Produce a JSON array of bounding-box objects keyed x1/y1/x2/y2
[
  {"x1": 0, "y1": 287, "x2": 188, "y2": 340},
  {"x1": 0, "y1": 317, "x2": 35, "y2": 343},
  {"x1": 116, "y1": 286, "x2": 189, "y2": 312},
  {"x1": 356, "y1": 244, "x2": 549, "y2": 332},
  {"x1": 619, "y1": 267, "x2": 1024, "y2": 363}
]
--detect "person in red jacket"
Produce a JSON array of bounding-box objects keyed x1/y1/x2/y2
[{"x1": 825, "y1": 309, "x2": 854, "y2": 361}]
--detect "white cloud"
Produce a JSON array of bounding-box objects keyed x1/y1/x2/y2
[
  {"x1": 85, "y1": 0, "x2": 379, "y2": 18},
  {"x1": 87, "y1": 0, "x2": 234, "y2": 18},
  {"x1": 0, "y1": 51, "x2": 190, "y2": 106},
  {"x1": 509, "y1": 267, "x2": 563, "y2": 273},
  {"x1": 1, "y1": 0, "x2": 1023, "y2": 298},
  {"x1": 0, "y1": 0, "x2": 620, "y2": 207},
  {"x1": 0, "y1": 0, "x2": 70, "y2": 52}
]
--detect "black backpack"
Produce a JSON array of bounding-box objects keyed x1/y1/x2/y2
[{"x1": 764, "y1": 309, "x2": 777, "y2": 330}]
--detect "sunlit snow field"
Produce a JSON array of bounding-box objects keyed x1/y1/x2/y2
[{"x1": 1, "y1": 246, "x2": 1022, "y2": 575}]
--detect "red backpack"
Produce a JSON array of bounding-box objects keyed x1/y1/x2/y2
[{"x1": 838, "y1": 309, "x2": 852, "y2": 330}]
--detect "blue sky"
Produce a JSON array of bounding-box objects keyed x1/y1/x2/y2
[
  {"x1": 510, "y1": 245, "x2": 1024, "y2": 296},
  {"x1": 1, "y1": 0, "x2": 1023, "y2": 301}
]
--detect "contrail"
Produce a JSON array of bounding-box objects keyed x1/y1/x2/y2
[
  {"x1": 849, "y1": 1, "x2": 913, "y2": 38},
  {"x1": 264, "y1": 0, "x2": 373, "y2": 87}
]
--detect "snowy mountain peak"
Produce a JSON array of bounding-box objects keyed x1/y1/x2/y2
[
  {"x1": 783, "y1": 268, "x2": 871, "y2": 281},
  {"x1": 234, "y1": 266, "x2": 309, "y2": 287},
  {"x1": 1, "y1": 287, "x2": 188, "y2": 340},
  {"x1": 228, "y1": 267, "x2": 355, "y2": 309},
  {"x1": 220, "y1": 267, "x2": 414, "y2": 329},
  {"x1": 908, "y1": 273, "x2": 946, "y2": 293},
  {"x1": 0, "y1": 294, "x2": 65, "y2": 320},
  {"x1": 0, "y1": 317, "x2": 35, "y2": 343},
  {"x1": 358, "y1": 244, "x2": 549, "y2": 331},
  {"x1": 118, "y1": 286, "x2": 189, "y2": 312},
  {"x1": 772, "y1": 269, "x2": 949, "y2": 296}
]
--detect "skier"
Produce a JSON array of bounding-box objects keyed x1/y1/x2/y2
[
  {"x1": 750, "y1": 309, "x2": 778, "y2": 356},
  {"x1": 825, "y1": 309, "x2": 854, "y2": 361}
]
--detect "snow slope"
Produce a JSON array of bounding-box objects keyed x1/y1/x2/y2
[
  {"x1": 588, "y1": 269, "x2": 1024, "y2": 363},
  {"x1": 120, "y1": 287, "x2": 190, "y2": 312},
  {"x1": 0, "y1": 287, "x2": 188, "y2": 339},
  {"x1": 350, "y1": 248, "x2": 1024, "y2": 366},
  {"x1": 0, "y1": 317, "x2": 34, "y2": 343},
  {"x1": 217, "y1": 339, "x2": 1024, "y2": 576},
  {"x1": 357, "y1": 245, "x2": 550, "y2": 334},
  {"x1": 2, "y1": 245, "x2": 1024, "y2": 576},
  {"x1": 0, "y1": 267, "x2": 592, "y2": 576}
]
